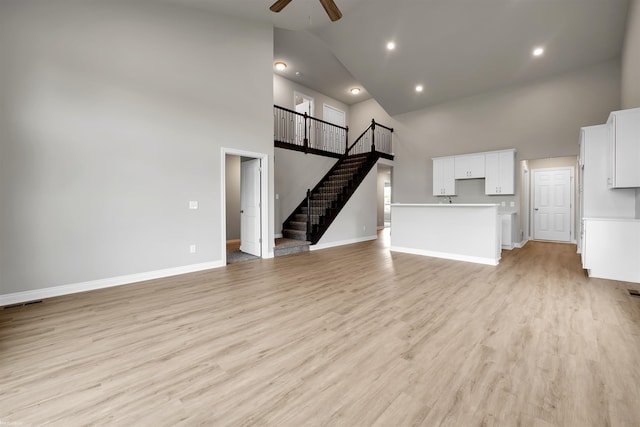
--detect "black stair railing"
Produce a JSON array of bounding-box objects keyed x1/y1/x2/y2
[
  {"x1": 274, "y1": 105, "x2": 349, "y2": 158},
  {"x1": 306, "y1": 188, "x2": 312, "y2": 241},
  {"x1": 346, "y1": 118, "x2": 394, "y2": 160},
  {"x1": 274, "y1": 105, "x2": 394, "y2": 160}
]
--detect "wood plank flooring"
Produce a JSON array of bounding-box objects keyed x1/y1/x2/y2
[{"x1": 2, "y1": 230, "x2": 640, "y2": 426}]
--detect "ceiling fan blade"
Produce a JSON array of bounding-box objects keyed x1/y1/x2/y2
[
  {"x1": 319, "y1": 0, "x2": 343, "y2": 21},
  {"x1": 270, "y1": 0, "x2": 294, "y2": 13}
]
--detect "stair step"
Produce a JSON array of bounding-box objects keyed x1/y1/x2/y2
[
  {"x1": 282, "y1": 229, "x2": 308, "y2": 241},
  {"x1": 286, "y1": 221, "x2": 307, "y2": 231},
  {"x1": 274, "y1": 240, "x2": 310, "y2": 257},
  {"x1": 301, "y1": 206, "x2": 326, "y2": 215},
  {"x1": 312, "y1": 193, "x2": 338, "y2": 201}
]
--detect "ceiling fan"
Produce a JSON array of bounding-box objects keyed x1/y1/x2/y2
[{"x1": 270, "y1": 0, "x2": 343, "y2": 22}]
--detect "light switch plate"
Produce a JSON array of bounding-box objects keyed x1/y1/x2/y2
[
  {"x1": 189, "y1": 201, "x2": 198, "y2": 210},
  {"x1": 189, "y1": 244, "x2": 196, "y2": 253},
  {"x1": 510, "y1": 201, "x2": 515, "y2": 207},
  {"x1": 501, "y1": 201, "x2": 506, "y2": 207}
]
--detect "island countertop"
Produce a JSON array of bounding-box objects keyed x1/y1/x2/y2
[
  {"x1": 391, "y1": 203, "x2": 500, "y2": 207},
  {"x1": 390, "y1": 203, "x2": 501, "y2": 265}
]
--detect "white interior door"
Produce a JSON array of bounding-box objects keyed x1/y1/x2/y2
[
  {"x1": 533, "y1": 168, "x2": 572, "y2": 242},
  {"x1": 294, "y1": 93, "x2": 313, "y2": 147},
  {"x1": 240, "y1": 158, "x2": 261, "y2": 257}
]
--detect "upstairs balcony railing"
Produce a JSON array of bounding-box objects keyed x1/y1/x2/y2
[
  {"x1": 347, "y1": 119, "x2": 393, "y2": 159},
  {"x1": 274, "y1": 105, "x2": 393, "y2": 160}
]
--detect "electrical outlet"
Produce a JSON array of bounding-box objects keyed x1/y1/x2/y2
[
  {"x1": 189, "y1": 201, "x2": 198, "y2": 210},
  {"x1": 501, "y1": 201, "x2": 506, "y2": 207},
  {"x1": 189, "y1": 244, "x2": 196, "y2": 253},
  {"x1": 510, "y1": 201, "x2": 515, "y2": 207}
]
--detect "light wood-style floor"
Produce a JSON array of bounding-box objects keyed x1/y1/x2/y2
[{"x1": 2, "y1": 231, "x2": 640, "y2": 426}]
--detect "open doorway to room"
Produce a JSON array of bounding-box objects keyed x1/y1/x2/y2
[
  {"x1": 222, "y1": 149, "x2": 270, "y2": 265},
  {"x1": 294, "y1": 91, "x2": 314, "y2": 147},
  {"x1": 377, "y1": 164, "x2": 393, "y2": 230},
  {"x1": 520, "y1": 157, "x2": 577, "y2": 245}
]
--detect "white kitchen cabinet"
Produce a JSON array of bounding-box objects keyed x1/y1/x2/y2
[
  {"x1": 485, "y1": 150, "x2": 515, "y2": 195},
  {"x1": 432, "y1": 156, "x2": 456, "y2": 196},
  {"x1": 500, "y1": 212, "x2": 516, "y2": 250},
  {"x1": 607, "y1": 107, "x2": 640, "y2": 188},
  {"x1": 454, "y1": 153, "x2": 485, "y2": 179},
  {"x1": 583, "y1": 218, "x2": 640, "y2": 283}
]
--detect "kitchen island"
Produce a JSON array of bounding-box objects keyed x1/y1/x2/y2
[{"x1": 390, "y1": 204, "x2": 501, "y2": 265}]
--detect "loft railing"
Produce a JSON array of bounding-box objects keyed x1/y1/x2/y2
[
  {"x1": 346, "y1": 119, "x2": 394, "y2": 159},
  {"x1": 274, "y1": 105, "x2": 394, "y2": 160},
  {"x1": 274, "y1": 105, "x2": 348, "y2": 158}
]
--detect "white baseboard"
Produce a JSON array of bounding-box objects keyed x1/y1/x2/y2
[
  {"x1": 390, "y1": 246, "x2": 499, "y2": 266},
  {"x1": 275, "y1": 233, "x2": 283, "y2": 239},
  {"x1": 514, "y1": 239, "x2": 529, "y2": 249},
  {"x1": 0, "y1": 260, "x2": 224, "y2": 306},
  {"x1": 311, "y1": 235, "x2": 377, "y2": 251}
]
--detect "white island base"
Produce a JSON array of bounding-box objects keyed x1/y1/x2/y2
[{"x1": 390, "y1": 204, "x2": 502, "y2": 266}]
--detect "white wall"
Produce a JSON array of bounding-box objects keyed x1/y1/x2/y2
[
  {"x1": 315, "y1": 166, "x2": 377, "y2": 248},
  {"x1": 351, "y1": 61, "x2": 620, "y2": 210},
  {"x1": 0, "y1": 0, "x2": 274, "y2": 296},
  {"x1": 622, "y1": 0, "x2": 640, "y2": 109},
  {"x1": 273, "y1": 74, "x2": 350, "y2": 124}
]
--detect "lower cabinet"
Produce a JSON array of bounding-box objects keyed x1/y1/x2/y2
[
  {"x1": 582, "y1": 218, "x2": 640, "y2": 283},
  {"x1": 500, "y1": 213, "x2": 515, "y2": 250}
]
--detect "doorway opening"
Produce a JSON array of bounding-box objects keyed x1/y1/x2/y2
[
  {"x1": 377, "y1": 164, "x2": 393, "y2": 230},
  {"x1": 222, "y1": 149, "x2": 270, "y2": 265},
  {"x1": 294, "y1": 92, "x2": 314, "y2": 147},
  {"x1": 524, "y1": 159, "x2": 576, "y2": 243}
]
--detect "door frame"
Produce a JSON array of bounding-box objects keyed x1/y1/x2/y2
[
  {"x1": 294, "y1": 91, "x2": 314, "y2": 116},
  {"x1": 531, "y1": 166, "x2": 575, "y2": 243},
  {"x1": 221, "y1": 148, "x2": 271, "y2": 264}
]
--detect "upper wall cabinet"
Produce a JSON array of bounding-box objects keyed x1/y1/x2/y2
[
  {"x1": 607, "y1": 108, "x2": 640, "y2": 188},
  {"x1": 433, "y1": 156, "x2": 457, "y2": 196},
  {"x1": 454, "y1": 154, "x2": 485, "y2": 179},
  {"x1": 485, "y1": 149, "x2": 515, "y2": 195}
]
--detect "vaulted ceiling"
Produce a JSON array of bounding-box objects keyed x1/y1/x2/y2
[{"x1": 166, "y1": 0, "x2": 630, "y2": 116}]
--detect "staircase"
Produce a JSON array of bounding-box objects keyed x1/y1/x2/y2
[
  {"x1": 274, "y1": 106, "x2": 394, "y2": 252},
  {"x1": 282, "y1": 152, "x2": 380, "y2": 244}
]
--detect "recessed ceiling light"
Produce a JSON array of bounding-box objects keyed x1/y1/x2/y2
[
  {"x1": 386, "y1": 41, "x2": 396, "y2": 50},
  {"x1": 415, "y1": 85, "x2": 424, "y2": 93},
  {"x1": 350, "y1": 87, "x2": 361, "y2": 95},
  {"x1": 532, "y1": 47, "x2": 544, "y2": 57},
  {"x1": 274, "y1": 61, "x2": 287, "y2": 71}
]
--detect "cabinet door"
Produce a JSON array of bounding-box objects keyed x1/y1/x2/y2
[
  {"x1": 468, "y1": 154, "x2": 486, "y2": 178},
  {"x1": 608, "y1": 108, "x2": 640, "y2": 188},
  {"x1": 485, "y1": 153, "x2": 501, "y2": 194},
  {"x1": 455, "y1": 154, "x2": 485, "y2": 179},
  {"x1": 497, "y1": 151, "x2": 515, "y2": 194},
  {"x1": 485, "y1": 151, "x2": 514, "y2": 195},
  {"x1": 442, "y1": 157, "x2": 456, "y2": 195},
  {"x1": 433, "y1": 157, "x2": 456, "y2": 196}
]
